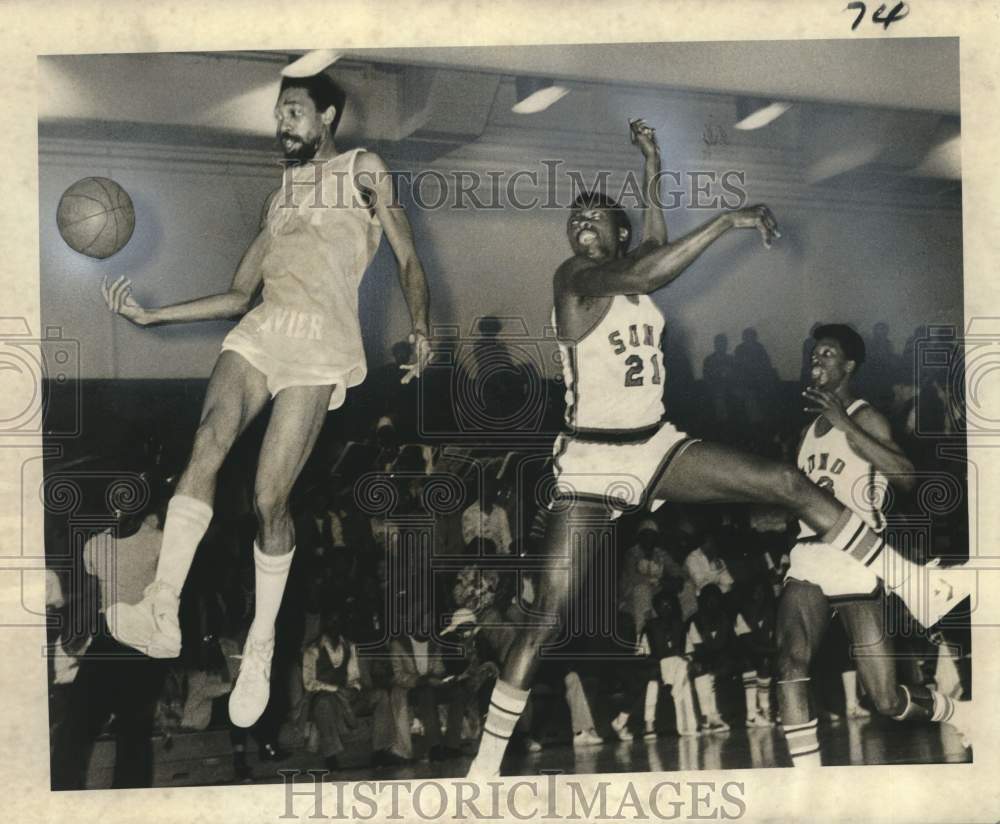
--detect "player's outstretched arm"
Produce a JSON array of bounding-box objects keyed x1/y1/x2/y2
[
  {"x1": 563, "y1": 204, "x2": 780, "y2": 298},
  {"x1": 803, "y1": 391, "x2": 916, "y2": 492},
  {"x1": 356, "y1": 151, "x2": 431, "y2": 383},
  {"x1": 629, "y1": 118, "x2": 668, "y2": 248},
  {"x1": 102, "y1": 226, "x2": 268, "y2": 327}
]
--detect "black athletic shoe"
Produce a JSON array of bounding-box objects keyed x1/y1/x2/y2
[{"x1": 371, "y1": 750, "x2": 409, "y2": 769}]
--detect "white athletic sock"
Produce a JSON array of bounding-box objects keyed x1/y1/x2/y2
[
  {"x1": 248, "y1": 543, "x2": 294, "y2": 643},
  {"x1": 644, "y1": 680, "x2": 659, "y2": 728},
  {"x1": 694, "y1": 674, "x2": 719, "y2": 718},
  {"x1": 469, "y1": 679, "x2": 529, "y2": 776},
  {"x1": 154, "y1": 495, "x2": 213, "y2": 596},
  {"x1": 842, "y1": 670, "x2": 860, "y2": 711},
  {"x1": 785, "y1": 718, "x2": 822, "y2": 767},
  {"x1": 565, "y1": 671, "x2": 597, "y2": 732},
  {"x1": 674, "y1": 682, "x2": 699, "y2": 735}
]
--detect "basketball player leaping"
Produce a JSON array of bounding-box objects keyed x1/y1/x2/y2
[
  {"x1": 776, "y1": 324, "x2": 970, "y2": 766},
  {"x1": 101, "y1": 72, "x2": 431, "y2": 728},
  {"x1": 467, "y1": 119, "x2": 970, "y2": 777}
]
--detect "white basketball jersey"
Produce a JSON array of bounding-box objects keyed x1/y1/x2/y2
[
  {"x1": 797, "y1": 399, "x2": 888, "y2": 538},
  {"x1": 556, "y1": 294, "x2": 666, "y2": 433}
]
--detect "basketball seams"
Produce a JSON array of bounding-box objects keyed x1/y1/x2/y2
[
  {"x1": 58, "y1": 202, "x2": 112, "y2": 229},
  {"x1": 57, "y1": 193, "x2": 110, "y2": 229},
  {"x1": 110, "y1": 202, "x2": 122, "y2": 253},
  {"x1": 57, "y1": 176, "x2": 134, "y2": 258},
  {"x1": 79, "y1": 211, "x2": 111, "y2": 256},
  {"x1": 92, "y1": 176, "x2": 115, "y2": 204}
]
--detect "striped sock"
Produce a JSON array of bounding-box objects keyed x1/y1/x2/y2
[
  {"x1": 467, "y1": 679, "x2": 529, "y2": 777},
  {"x1": 931, "y1": 691, "x2": 956, "y2": 723},
  {"x1": 821, "y1": 509, "x2": 885, "y2": 567},
  {"x1": 784, "y1": 718, "x2": 822, "y2": 766},
  {"x1": 743, "y1": 671, "x2": 757, "y2": 719},
  {"x1": 757, "y1": 677, "x2": 772, "y2": 718},
  {"x1": 892, "y1": 685, "x2": 955, "y2": 722}
]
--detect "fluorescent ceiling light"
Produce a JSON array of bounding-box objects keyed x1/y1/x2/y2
[
  {"x1": 512, "y1": 77, "x2": 569, "y2": 114},
  {"x1": 734, "y1": 101, "x2": 792, "y2": 130},
  {"x1": 282, "y1": 49, "x2": 342, "y2": 77}
]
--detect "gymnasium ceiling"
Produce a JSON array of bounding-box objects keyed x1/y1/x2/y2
[{"x1": 37, "y1": 39, "x2": 961, "y2": 190}]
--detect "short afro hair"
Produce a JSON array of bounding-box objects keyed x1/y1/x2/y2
[
  {"x1": 571, "y1": 190, "x2": 632, "y2": 245},
  {"x1": 279, "y1": 73, "x2": 347, "y2": 137},
  {"x1": 812, "y1": 323, "x2": 866, "y2": 368}
]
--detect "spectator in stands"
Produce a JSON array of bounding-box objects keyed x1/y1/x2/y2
[
  {"x1": 735, "y1": 580, "x2": 778, "y2": 726},
  {"x1": 703, "y1": 333, "x2": 736, "y2": 427},
  {"x1": 639, "y1": 591, "x2": 698, "y2": 737},
  {"x1": 47, "y1": 566, "x2": 89, "y2": 786},
  {"x1": 370, "y1": 340, "x2": 418, "y2": 440},
  {"x1": 620, "y1": 519, "x2": 672, "y2": 635},
  {"x1": 389, "y1": 611, "x2": 468, "y2": 761},
  {"x1": 684, "y1": 530, "x2": 735, "y2": 597},
  {"x1": 734, "y1": 327, "x2": 777, "y2": 432},
  {"x1": 52, "y1": 483, "x2": 169, "y2": 790},
  {"x1": 373, "y1": 415, "x2": 402, "y2": 472},
  {"x1": 564, "y1": 669, "x2": 604, "y2": 747},
  {"x1": 302, "y1": 610, "x2": 400, "y2": 770},
  {"x1": 452, "y1": 539, "x2": 502, "y2": 612},
  {"x1": 439, "y1": 609, "x2": 498, "y2": 746},
  {"x1": 660, "y1": 527, "x2": 700, "y2": 620},
  {"x1": 686, "y1": 584, "x2": 738, "y2": 733},
  {"x1": 747, "y1": 506, "x2": 792, "y2": 598},
  {"x1": 462, "y1": 472, "x2": 512, "y2": 556}
]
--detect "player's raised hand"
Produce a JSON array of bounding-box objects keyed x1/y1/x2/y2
[
  {"x1": 802, "y1": 387, "x2": 851, "y2": 430},
  {"x1": 102, "y1": 275, "x2": 150, "y2": 326},
  {"x1": 629, "y1": 118, "x2": 660, "y2": 160},
  {"x1": 729, "y1": 204, "x2": 781, "y2": 248},
  {"x1": 399, "y1": 330, "x2": 431, "y2": 385}
]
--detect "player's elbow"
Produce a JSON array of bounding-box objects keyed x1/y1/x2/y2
[
  {"x1": 395, "y1": 253, "x2": 422, "y2": 285},
  {"x1": 229, "y1": 289, "x2": 253, "y2": 315}
]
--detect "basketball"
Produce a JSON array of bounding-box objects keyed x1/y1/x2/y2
[{"x1": 56, "y1": 177, "x2": 135, "y2": 259}]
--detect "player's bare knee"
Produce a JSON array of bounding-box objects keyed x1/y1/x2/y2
[
  {"x1": 868, "y1": 684, "x2": 905, "y2": 717},
  {"x1": 253, "y1": 486, "x2": 290, "y2": 527},
  {"x1": 770, "y1": 464, "x2": 810, "y2": 509}
]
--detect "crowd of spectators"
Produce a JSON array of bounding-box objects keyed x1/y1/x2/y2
[{"x1": 45, "y1": 320, "x2": 970, "y2": 787}]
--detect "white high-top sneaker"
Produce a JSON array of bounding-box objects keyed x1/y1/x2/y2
[
  {"x1": 228, "y1": 634, "x2": 275, "y2": 728},
  {"x1": 898, "y1": 559, "x2": 973, "y2": 630},
  {"x1": 106, "y1": 580, "x2": 182, "y2": 658}
]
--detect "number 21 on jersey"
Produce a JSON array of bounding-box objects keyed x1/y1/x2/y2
[{"x1": 624, "y1": 353, "x2": 662, "y2": 387}]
